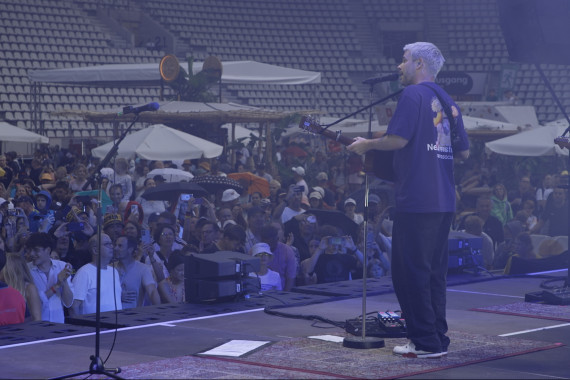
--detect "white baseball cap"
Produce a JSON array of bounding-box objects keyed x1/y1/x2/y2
[
  {"x1": 221, "y1": 189, "x2": 240, "y2": 202},
  {"x1": 251, "y1": 242, "x2": 272, "y2": 256},
  {"x1": 291, "y1": 166, "x2": 305, "y2": 176}
]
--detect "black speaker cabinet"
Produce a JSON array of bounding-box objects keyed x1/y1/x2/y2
[
  {"x1": 184, "y1": 251, "x2": 260, "y2": 279},
  {"x1": 498, "y1": 0, "x2": 570, "y2": 65}
]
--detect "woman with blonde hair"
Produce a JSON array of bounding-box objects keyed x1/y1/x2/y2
[
  {"x1": 0, "y1": 251, "x2": 42, "y2": 321},
  {"x1": 69, "y1": 164, "x2": 91, "y2": 192}
]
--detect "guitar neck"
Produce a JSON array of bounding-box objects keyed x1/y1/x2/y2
[{"x1": 317, "y1": 128, "x2": 354, "y2": 147}]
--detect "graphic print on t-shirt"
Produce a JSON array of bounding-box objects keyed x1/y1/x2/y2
[{"x1": 431, "y1": 97, "x2": 452, "y2": 147}]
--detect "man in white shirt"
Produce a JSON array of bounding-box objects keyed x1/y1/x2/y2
[
  {"x1": 26, "y1": 233, "x2": 74, "y2": 323},
  {"x1": 70, "y1": 234, "x2": 122, "y2": 316}
]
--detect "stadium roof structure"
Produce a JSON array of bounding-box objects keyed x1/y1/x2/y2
[
  {"x1": 29, "y1": 60, "x2": 321, "y2": 87},
  {"x1": 52, "y1": 100, "x2": 315, "y2": 124}
]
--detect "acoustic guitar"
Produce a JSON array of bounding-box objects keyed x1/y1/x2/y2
[{"x1": 298, "y1": 115, "x2": 395, "y2": 181}]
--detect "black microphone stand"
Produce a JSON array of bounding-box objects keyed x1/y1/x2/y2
[
  {"x1": 342, "y1": 83, "x2": 400, "y2": 349},
  {"x1": 51, "y1": 115, "x2": 141, "y2": 380}
]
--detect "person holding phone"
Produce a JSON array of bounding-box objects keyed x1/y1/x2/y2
[
  {"x1": 124, "y1": 201, "x2": 144, "y2": 225},
  {"x1": 274, "y1": 184, "x2": 305, "y2": 224},
  {"x1": 25, "y1": 232, "x2": 74, "y2": 323},
  {"x1": 302, "y1": 225, "x2": 364, "y2": 284}
]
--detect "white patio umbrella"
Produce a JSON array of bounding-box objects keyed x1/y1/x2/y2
[
  {"x1": 91, "y1": 124, "x2": 223, "y2": 161},
  {"x1": 147, "y1": 168, "x2": 194, "y2": 183},
  {"x1": 0, "y1": 122, "x2": 49, "y2": 144},
  {"x1": 485, "y1": 124, "x2": 569, "y2": 156}
]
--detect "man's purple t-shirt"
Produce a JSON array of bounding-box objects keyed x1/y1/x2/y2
[
  {"x1": 267, "y1": 242, "x2": 297, "y2": 290},
  {"x1": 386, "y1": 83, "x2": 469, "y2": 213}
]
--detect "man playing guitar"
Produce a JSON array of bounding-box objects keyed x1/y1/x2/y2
[{"x1": 348, "y1": 42, "x2": 470, "y2": 358}]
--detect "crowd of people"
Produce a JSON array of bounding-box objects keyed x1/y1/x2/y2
[
  {"x1": 0, "y1": 127, "x2": 567, "y2": 326},
  {"x1": 454, "y1": 167, "x2": 568, "y2": 272},
  {"x1": 0, "y1": 144, "x2": 395, "y2": 325}
]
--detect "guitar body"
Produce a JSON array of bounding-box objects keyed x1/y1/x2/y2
[
  {"x1": 299, "y1": 115, "x2": 396, "y2": 182},
  {"x1": 364, "y1": 150, "x2": 395, "y2": 181}
]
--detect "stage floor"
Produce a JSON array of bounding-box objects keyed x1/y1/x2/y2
[{"x1": 1, "y1": 270, "x2": 569, "y2": 379}]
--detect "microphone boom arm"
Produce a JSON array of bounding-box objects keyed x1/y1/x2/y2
[{"x1": 83, "y1": 114, "x2": 141, "y2": 191}]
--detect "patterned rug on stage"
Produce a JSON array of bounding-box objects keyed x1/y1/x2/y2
[
  {"x1": 112, "y1": 331, "x2": 563, "y2": 379},
  {"x1": 470, "y1": 302, "x2": 570, "y2": 322}
]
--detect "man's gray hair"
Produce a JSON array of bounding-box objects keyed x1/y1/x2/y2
[{"x1": 404, "y1": 42, "x2": 445, "y2": 77}]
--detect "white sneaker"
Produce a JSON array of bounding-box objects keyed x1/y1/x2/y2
[{"x1": 393, "y1": 341, "x2": 446, "y2": 359}]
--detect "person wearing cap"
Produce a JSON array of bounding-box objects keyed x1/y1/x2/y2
[
  {"x1": 103, "y1": 213, "x2": 124, "y2": 243},
  {"x1": 366, "y1": 193, "x2": 384, "y2": 223},
  {"x1": 308, "y1": 191, "x2": 324, "y2": 210},
  {"x1": 221, "y1": 188, "x2": 241, "y2": 209},
  {"x1": 12, "y1": 195, "x2": 33, "y2": 215},
  {"x1": 314, "y1": 172, "x2": 336, "y2": 208},
  {"x1": 291, "y1": 166, "x2": 308, "y2": 197},
  {"x1": 260, "y1": 221, "x2": 299, "y2": 290},
  {"x1": 347, "y1": 42, "x2": 470, "y2": 358},
  {"x1": 344, "y1": 198, "x2": 364, "y2": 225},
  {"x1": 249, "y1": 242, "x2": 282, "y2": 291},
  {"x1": 199, "y1": 161, "x2": 211, "y2": 174},
  {"x1": 38, "y1": 171, "x2": 56, "y2": 191}
]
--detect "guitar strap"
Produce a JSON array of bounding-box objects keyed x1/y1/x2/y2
[{"x1": 419, "y1": 83, "x2": 460, "y2": 146}]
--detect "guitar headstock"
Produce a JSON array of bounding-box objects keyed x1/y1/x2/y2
[{"x1": 299, "y1": 115, "x2": 323, "y2": 135}]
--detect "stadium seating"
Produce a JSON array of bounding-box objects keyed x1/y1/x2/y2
[{"x1": 0, "y1": 0, "x2": 569, "y2": 144}]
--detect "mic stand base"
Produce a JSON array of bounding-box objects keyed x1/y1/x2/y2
[
  {"x1": 50, "y1": 355, "x2": 122, "y2": 380},
  {"x1": 343, "y1": 336, "x2": 385, "y2": 349}
]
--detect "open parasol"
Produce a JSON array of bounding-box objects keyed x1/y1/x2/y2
[
  {"x1": 141, "y1": 182, "x2": 207, "y2": 213},
  {"x1": 305, "y1": 208, "x2": 359, "y2": 241},
  {"x1": 188, "y1": 175, "x2": 244, "y2": 194},
  {"x1": 147, "y1": 168, "x2": 194, "y2": 183},
  {"x1": 227, "y1": 172, "x2": 270, "y2": 198}
]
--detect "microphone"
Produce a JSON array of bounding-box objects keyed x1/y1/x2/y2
[
  {"x1": 362, "y1": 73, "x2": 399, "y2": 85},
  {"x1": 118, "y1": 102, "x2": 160, "y2": 116}
]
